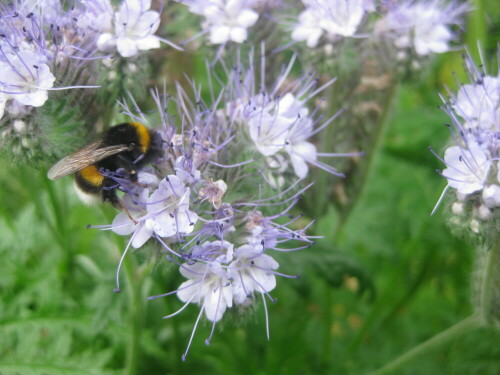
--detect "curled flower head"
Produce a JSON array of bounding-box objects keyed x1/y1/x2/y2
[
  {"x1": 432, "y1": 51, "x2": 500, "y2": 231},
  {"x1": 223, "y1": 50, "x2": 357, "y2": 183}
]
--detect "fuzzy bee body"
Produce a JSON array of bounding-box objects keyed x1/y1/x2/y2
[{"x1": 47, "y1": 122, "x2": 163, "y2": 208}]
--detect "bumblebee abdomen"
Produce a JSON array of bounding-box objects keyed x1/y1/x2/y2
[
  {"x1": 74, "y1": 165, "x2": 105, "y2": 205},
  {"x1": 129, "y1": 122, "x2": 151, "y2": 154},
  {"x1": 76, "y1": 165, "x2": 105, "y2": 188}
]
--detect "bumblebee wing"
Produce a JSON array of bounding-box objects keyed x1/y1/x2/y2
[{"x1": 47, "y1": 142, "x2": 130, "y2": 180}]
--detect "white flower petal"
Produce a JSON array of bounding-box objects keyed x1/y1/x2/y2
[
  {"x1": 117, "y1": 37, "x2": 139, "y2": 57},
  {"x1": 137, "y1": 35, "x2": 161, "y2": 50},
  {"x1": 229, "y1": 27, "x2": 247, "y2": 43},
  {"x1": 131, "y1": 221, "x2": 154, "y2": 248},
  {"x1": 177, "y1": 279, "x2": 201, "y2": 303},
  {"x1": 209, "y1": 25, "x2": 231, "y2": 44},
  {"x1": 112, "y1": 212, "x2": 136, "y2": 236},
  {"x1": 443, "y1": 143, "x2": 491, "y2": 195},
  {"x1": 236, "y1": 9, "x2": 258, "y2": 28}
]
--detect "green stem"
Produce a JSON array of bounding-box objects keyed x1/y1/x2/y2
[
  {"x1": 366, "y1": 314, "x2": 482, "y2": 375},
  {"x1": 112, "y1": 235, "x2": 143, "y2": 375},
  {"x1": 335, "y1": 81, "x2": 398, "y2": 238},
  {"x1": 479, "y1": 240, "x2": 500, "y2": 325},
  {"x1": 322, "y1": 285, "x2": 333, "y2": 367},
  {"x1": 466, "y1": 0, "x2": 486, "y2": 62},
  {"x1": 314, "y1": 84, "x2": 339, "y2": 218}
]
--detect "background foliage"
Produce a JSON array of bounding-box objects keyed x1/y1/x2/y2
[{"x1": 1, "y1": 1, "x2": 500, "y2": 374}]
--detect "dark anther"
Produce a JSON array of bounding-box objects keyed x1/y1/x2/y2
[
  {"x1": 250, "y1": 260, "x2": 255, "y2": 265},
  {"x1": 33, "y1": 64, "x2": 39, "y2": 69},
  {"x1": 114, "y1": 288, "x2": 122, "y2": 293},
  {"x1": 27, "y1": 12, "x2": 33, "y2": 18},
  {"x1": 169, "y1": 213, "x2": 174, "y2": 218},
  {"x1": 85, "y1": 224, "x2": 91, "y2": 229},
  {"x1": 73, "y1": 17, "x2": 78, "y2": 22},
  {"x1": 22, "y1": 26, "x2": 26, "y2": 32}
]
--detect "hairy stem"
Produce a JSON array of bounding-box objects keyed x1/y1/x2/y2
[
  {"x1": 479, "y1": 238, "x2": 500, "y2": 325},
  {"x1": 366, "y1": 314, "x2": 482, "y2": 375}
]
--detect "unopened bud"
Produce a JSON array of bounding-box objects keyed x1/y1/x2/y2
[
  {"x1": 483, "y1": 185, "x2": 500, "y2": 208},
  {"x1": 451, "y1": 202, "x2": 464, "y2": 215}
]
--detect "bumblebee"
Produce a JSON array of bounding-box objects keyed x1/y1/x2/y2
[{"x1": 47, "y1": 122, "x2": 163, "y2": 209}]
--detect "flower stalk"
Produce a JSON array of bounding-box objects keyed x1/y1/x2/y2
[
  {"x1": 478, "y1": 238, "x2": 500, "y2": 327},
  {"x1": 366, "y1": 314, "x2": 482, "y2": 375}
]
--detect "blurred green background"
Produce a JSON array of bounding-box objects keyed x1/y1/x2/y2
[{"x1": 2, "y1": 1, "x2": 500, "y2": 375}]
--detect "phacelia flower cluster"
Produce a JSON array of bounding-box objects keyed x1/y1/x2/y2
[
  {"x1": 94, "y1": 51, "x2": 350, "y2": 359},
  {"x1": 0, "y1": 0, "x2": 177, "y2": 163},
  {"x1": 432, "y1": 52, "x2": 500, "y2": 232}
]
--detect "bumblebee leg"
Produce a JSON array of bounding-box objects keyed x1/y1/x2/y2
[
  {"x1": 116, "y1": 154, "x2": 138, "y2": 181},
  {"x1": 103, "y1": 181, "x2": 138, "y2": 225},
  {"x1": 119, "y1": 203, "x2": 138, "y2": 225}
]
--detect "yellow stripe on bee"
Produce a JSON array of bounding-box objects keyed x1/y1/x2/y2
[
  {"x1": 79, "y1": 165, "x2": 105, "y2": 186},
  {"x1": 129, "y1": 122, "x2": 151, "y2": 153}
]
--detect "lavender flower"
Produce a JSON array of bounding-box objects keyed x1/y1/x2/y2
[
  {"x1": 0, "y1": 50, "x2": 56, "y2": 108},
  {"x1": 441, "y1": 141, "x2": 491, "y2": 196},
  {"x1": 97, "y1": 0, "x2": 177, "y2": 57},
  {"x1": 223, "y1": 50, "x2": 353, "y2": 183},
  {"x1": 432, "y1": 52, "x2": 500, "y2": 231},
  {"x1": 375, "y1": 0, "x2": 468, "y2": 58},
  {"x1": 291, "y1": 0, "x2": 372, "y2": 47},
  {"x1": 177, "y1": 0, "x2": 260, "y2": 44}
]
